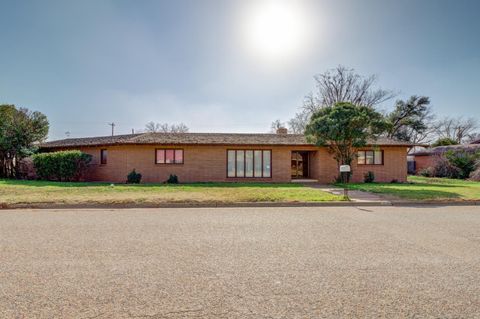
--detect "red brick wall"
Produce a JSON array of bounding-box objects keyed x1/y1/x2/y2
[
  {"x1": 350, "y1": 147, "x2": 408, "y2": 183},
  {"x1": 414, "y1": 155, "x2": 439, "y2": 173},
  {"x1": 78, "y1": 145, "x2": 294, "y2": 183},
  {"x1": 310, "y1": 146, "x2": 408, "y2": 183},
  {"x1": 57, "y1": 144, "x2": 407, "y2": 183}
]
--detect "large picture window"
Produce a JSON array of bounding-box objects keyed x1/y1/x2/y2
[
  {"x1": 227, "y1": 150, "x2": 271, "y2": 178},
  {"x1": 156, "y1": 149, "x2": 184, "y2": 164},
  {"x1": 357, "y1": 150, "x2": 383, "y2": 165}
]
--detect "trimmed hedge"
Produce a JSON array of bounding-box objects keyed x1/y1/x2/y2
[{"x1": 32, "y1": 150, "x2": 92, "y2": 181}]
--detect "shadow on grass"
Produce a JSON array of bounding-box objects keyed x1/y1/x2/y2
[
  {"x1": 336, "y1": 182, "x2": 464, "y2": 200},
  {"x1": 337, "y1": 182, "x2": 466, "y2": 189},
  {"x1": 371, "y1": 188, "x2": 462, "y2": 200},
  {"x1": 0, "y1": 179, "x2": 303, "y2": 189}
]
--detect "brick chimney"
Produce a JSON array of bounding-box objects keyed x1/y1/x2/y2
[{"x1": 276, "y1": 127, "x2": 288, "y2": 135}]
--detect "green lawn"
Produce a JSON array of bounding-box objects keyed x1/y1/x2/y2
[
  {"x1": 339, "y1": 176, "x2": 480, "y2": 201},
  {"x1": 0, "y1": 179, "x2": 343, "y2": 207}
]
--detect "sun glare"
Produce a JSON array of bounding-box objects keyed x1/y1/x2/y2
[{"x1": 240, "y1": 0, "x2": 312, "y2": 64}]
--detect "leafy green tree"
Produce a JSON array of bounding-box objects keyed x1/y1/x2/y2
[
  {"x1": 431, "y1": 137, "x2": 459, "y2": 147},
  {"x1": 444, "y1": 150, "x2": 480, "y2": 179},
  {"x1": 386, "y1": 96, "x2": 433, "y2": 144},
  {"x1": 0, "y1": 104, "x2": 49, "y2": 178},
  {"x1": 305, "y1": 102, "x2": 388, "y2": 180}
]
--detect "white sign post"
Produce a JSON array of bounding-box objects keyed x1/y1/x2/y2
[{"x1": 339, "y1": 165, "x2": 351, "y2": 199}]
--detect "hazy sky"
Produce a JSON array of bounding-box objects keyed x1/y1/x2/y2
[{"x1": 1, "y1": 0, "x2": 479, "y2": 140}]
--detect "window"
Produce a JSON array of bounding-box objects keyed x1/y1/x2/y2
[
  {"x1": 357, "y1": 151, "x2": 365, "y2": 165},
  {"x1": 357, "y1": 150, "x2": 383, "y2": 165},
  {"x1": 236, "y1": 150, "x2": 245, "y2": 177},
  {"x1": 263, "y1": 150, "x2": 271, "y2": 177},
  {"x1": 374, "y1": 150, "x2": 383, "y2": 165},
  {"x1": 227, "y1": 150, "x2": 236, "y2": 177},
  {"x1": 175, "y1": 150, "x2": 183, "y2": 163},
  {"x1": 100, "y1": 149, "x2": 107, "y2": 165},
  {"x1": 165, "y1": 150, "x2": 175, "y2": 164},
  {"x1": 227, "y1": 150, "x2": 272, "y2": 178},
  {"x1": 254, "y1": 150, "x2": 262, "y2": 177},
  {"x1": 156, "y1": 149, "x2": 184, "y2": 164},
  {"x1": 245, "y1": 151, "x2": 254, "y2": 177},
  {"x1": 366, "y1": 151, "x2": 374, "y2": 165}
]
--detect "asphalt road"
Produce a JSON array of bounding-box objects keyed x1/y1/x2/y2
[{"x1": 1, "y1": 206, "x2": 480, "y2": 318}]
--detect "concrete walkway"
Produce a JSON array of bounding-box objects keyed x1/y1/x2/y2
[{"x1": 305, "y1": 183, "x2": 392, "y2": 204}]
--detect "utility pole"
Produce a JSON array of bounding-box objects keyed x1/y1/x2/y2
[{"x1": 108, "y1": 122, "x2": 115, "y2": 136}]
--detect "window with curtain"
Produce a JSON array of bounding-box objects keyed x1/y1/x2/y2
[
  {"x1": 227, "y1": 150, "x2": 271, "y2": 178},
  {"x1": 156, "y1": 149, "x2": 184, "y2": 164},
  {"x1": 357, "y1": 150, "x2": 383, "y2": 165}
]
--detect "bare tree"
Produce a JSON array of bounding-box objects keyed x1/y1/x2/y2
[
  {"x1": 270, "y1": 119, "x2": 286, "y2": 133},
  {"x1": 289, "y1": 66, "x2": 395, "y2": 133},
  {"x1": 144, "y1": 122, "x2": 189, "y2": 133},
  {"x1": 433, "y1": 117, "x2": 478, "y2": 144},
  {"x1": 145, "y1": 121, "x2": 161, "y2": 133},
  {"x1": 313, "y1": 66, "x2": 395, "y2": 108},
  {"x1": 287, "y1": 111, "x2": 308, "y2": 134},
  {"x1": 467, "y1": 133, "x2": 480, "y2": 144},
  {"x1": 169, "y1": 123, "x2": 189, "y2": 133}
]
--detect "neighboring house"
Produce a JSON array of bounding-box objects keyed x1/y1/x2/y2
[
  {"x1": 40, "y1": 130, "x2": 411, "y2": 183},
  {"x1": 412, "y1": 143, "x2": 480, "y2": 173}
]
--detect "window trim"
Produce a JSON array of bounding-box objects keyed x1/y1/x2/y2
[
  {"x1": 155, "y1": 148, "x2": 184, "y2": 165},
  {"x1": 100, "y1": 149, "x2": 107, "y2": 165},
  {"x1": 226, "y1": 149, "x2": 272, "y2": 178},
  {"x1": 357, "y1": 150, "x2": 384, "y2": 166}
]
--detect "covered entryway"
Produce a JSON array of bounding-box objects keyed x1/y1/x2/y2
[{"x1": 291, "y1": 151, "x2": 310, "y2": 179}]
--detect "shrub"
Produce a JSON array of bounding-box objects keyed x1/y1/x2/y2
[
  {"x1": 470, "y1": 167, "x2": 480, "y2": 181},
  {"x1": 126, "y1": 169, "x2": 142, "y2": 184},
  {"x1": 166, "y1": 174, "x2": 179, "y2": 184},
  {"x1": 432, "y1": 156, "x2": 461, "y2": 178},
  {"x1": 419, "y1": 167, "x2": 434, "y2": 177},
  {"x1": 32, "y1": 150, "x2": 92, "y2": 181},
  {"x1": 445, "y1": 150, "x2": 480, "y2": 179},
  {"x1": 469, "y1": 160, "x2": 480, "y2": 181},
  {"x1": 363, "y1": 171, "x2": 375, "y2": 183}
]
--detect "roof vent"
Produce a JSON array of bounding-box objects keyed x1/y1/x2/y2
[{"x1": 276, "y1": 127, "x2": 288, "y2": 135}]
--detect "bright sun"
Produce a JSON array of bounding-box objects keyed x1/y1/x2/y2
[{"x1": 241, "y1": 0, "x2": 311, "y2": 64}]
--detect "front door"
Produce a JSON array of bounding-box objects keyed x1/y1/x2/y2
[{"x1": 291, "y1": 151, "x2": 309, "y2": 179}]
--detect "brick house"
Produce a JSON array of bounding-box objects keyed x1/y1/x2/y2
[
  {"x1": 412, "y1": 143, "x2": 480, "y2": 173},
  {"x1": 40, "y1": 131, "x2": 411, "y2": 183}
]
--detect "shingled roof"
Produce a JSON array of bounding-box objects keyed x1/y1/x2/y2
[
  {"x1": 40, "y1": 132, "x2": 414, "y2": 149},
  {"x1": 412, "y1": 143, "x2": 480, "y2": 156}
]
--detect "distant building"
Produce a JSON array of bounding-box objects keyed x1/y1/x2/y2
[{"x1": 411, "y1": 143, "x2": 480, "y2": 173}]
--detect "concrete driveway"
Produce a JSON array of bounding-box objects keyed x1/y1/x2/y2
[{"x1": 1, "y1": 206, "x2": 480, "y2": 318}]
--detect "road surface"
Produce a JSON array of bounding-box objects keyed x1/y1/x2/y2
[{"x1": 1, "y1": 206, "x2": 479, "y2": 318}]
